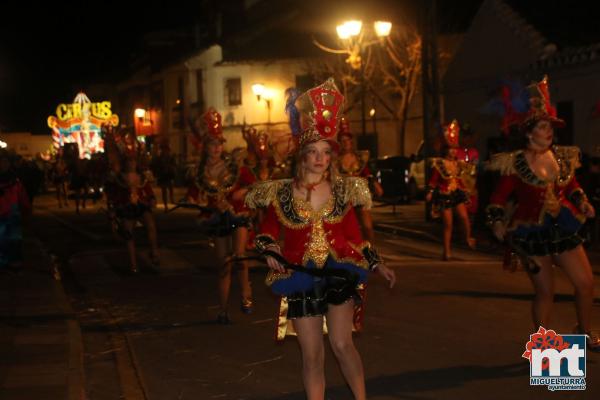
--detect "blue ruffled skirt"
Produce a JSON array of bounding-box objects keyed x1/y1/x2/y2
[
  {"x1": 271, "y1": 257, "x2": 368, "y2": 319},
  {"x1": 511, "y1": 207, "x2": 584, "y2": 256}
]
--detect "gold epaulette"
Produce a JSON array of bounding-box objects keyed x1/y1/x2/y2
[
  {"x1": 486, "y1": 151, "x2": 519, "y2": 175},
  {"x1": 245, "y1": 179, "x2": 291, "y2": 209},
  {"x1": 554, "y1": 145, "x2": 581, "y2": 169},
  {"x1": 342, "y1": 177, "x2": 373, "y2": 209}
]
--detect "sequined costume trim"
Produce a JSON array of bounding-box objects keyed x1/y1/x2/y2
[
  {"x1": 197, "y1": 154, "x2": 241, "y2": 196},
  {"x1": 487, "y1": 146, "x2": 580, "y2": 187}
]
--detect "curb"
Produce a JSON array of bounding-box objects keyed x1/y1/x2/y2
[{"x1": 32, "y1": 238, "x2": 87, "y2": 400}]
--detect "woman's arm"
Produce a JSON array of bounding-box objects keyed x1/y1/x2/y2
[
  {"x1": 255, "y1": 204, "x2": 285, "y2": 272},
  {"x1": 486, "y1": 175, "x2": 517, "y2": 240}
]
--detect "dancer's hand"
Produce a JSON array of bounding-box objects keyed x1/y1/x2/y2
[
  {"x1": 264, "y1": 245, "x2": 286, "y2": 273},
  {"x1": 492, "y1": 221, "x2": 506, "y2": 242},
  {"x1": 372, "y1": 181, "x2": 384, "y2": 198},
  {"x1": 375, "y1": 264, "x2": 396, "y2": 288},
  {"x1": 580, "y1": 201, "x2": 596, "y2": 219}
]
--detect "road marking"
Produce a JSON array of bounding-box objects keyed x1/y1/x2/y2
[{"x1": 244, "y1": 355, "x2": 284, "y2": 367}]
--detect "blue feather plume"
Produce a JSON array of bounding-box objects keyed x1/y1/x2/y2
[
  {"x1": 285, "y1": 87, "x2": 302, "y2": 137},
  {"x1": 480, "y1": 79, "x2": 529, "y2": 115}
]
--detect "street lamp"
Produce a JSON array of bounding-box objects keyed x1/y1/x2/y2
[
  {"x1": 252, "y1": 83, "x2": 273, "y2": 124},
  {"x1": 331, "y1": 19, "x2": 392, "y2": 137},
  {"x1": 134, "y1": 108, "x2": 146, "y2": 120}
]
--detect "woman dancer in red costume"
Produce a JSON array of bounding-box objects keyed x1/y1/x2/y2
[
  {"x1": 193, "y1": 108, "x2": 256, "y2": 323},
  {"x1": 246, "y1": 79, "x2": 395, "y2": 399},
  {"x1": 487, "y1": 76, "x2": 599, "y2": 350},
  {"x1": 426, "y1": 120, "x2": 476, "y2": 260}
]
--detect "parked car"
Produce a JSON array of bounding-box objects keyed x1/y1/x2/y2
[
  {"x1": 370, "y1": 155, "x2": 412, "y2": 204},
  {"x1": 407, "y1": 140, "x2": 426, "y2": 200}
]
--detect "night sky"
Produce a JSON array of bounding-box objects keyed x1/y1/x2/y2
[
  {"x1": 0, "y1": 1, "x2": 203, "y2": 134},
  {"x1": 1, "y1": 0, "x2": 597, "y2": 135}
]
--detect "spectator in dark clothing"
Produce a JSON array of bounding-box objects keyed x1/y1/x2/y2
[{"x1": 0, "y1": 150, "x2": 31, "y2": 270}]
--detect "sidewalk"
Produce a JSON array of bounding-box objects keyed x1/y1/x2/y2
[
  {"x1": 0, "y1": 236, "x2": 84, "y2": 400},
  {"x1": 370, "y1": 201, "x2": 600, "y2": 266}
]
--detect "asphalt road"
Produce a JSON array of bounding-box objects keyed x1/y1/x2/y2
[{"x1": 28, "y1": 194, "x2": 600, "y2": 400}]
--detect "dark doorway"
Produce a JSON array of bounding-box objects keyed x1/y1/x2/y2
[{"x1": 556, "y1": 101, "x2": 574, "y2": 145}]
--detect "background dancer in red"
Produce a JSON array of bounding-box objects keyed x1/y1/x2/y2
[
  {"x1": 426, "y1": 120, "x2": 476, "y2": 260},
  {"x1": 487, "y1": 76, "x2": 599, "y2": 351},
  {"x1": 193, "y1": 108, "x2": 256, "y2": 323}
]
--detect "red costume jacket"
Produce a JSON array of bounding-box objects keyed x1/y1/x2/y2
[
  {"x1": 427, "y1": 157, "x2": 473, "y2": 194},
  {"x1": 487, "y1": 146, "x2": 584, "y2": 228},
  {"x1": 105, "y1": 171, "x2": 155, "y2": 207},
  {"x1": 246, "y1": 177, "x2": 374, "y2": 271}
]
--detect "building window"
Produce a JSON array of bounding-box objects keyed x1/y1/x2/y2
[{"x1": 225, "y1": 78, "x2": 242, "y2": 106}]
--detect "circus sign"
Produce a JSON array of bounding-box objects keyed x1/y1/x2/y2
[{"x1": 47, "y1": 92, "x2": 119, "y2": 159}]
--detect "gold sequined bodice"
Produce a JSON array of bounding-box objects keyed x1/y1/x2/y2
[{"x1": 292, "y1": 196, "x2": 335, "y2": 268}]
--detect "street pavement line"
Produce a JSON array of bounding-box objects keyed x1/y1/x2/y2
[{"x1": 110, "y1": 333, "x2": 147, "y2": 400}]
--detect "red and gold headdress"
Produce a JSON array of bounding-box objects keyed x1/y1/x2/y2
[
  {"x1": 522, "y1": 75, "x2": 565, "y2": 129},
  {"x1": 443, "y1": 119, "x2": 460, "y2": 148},
  {"x1": 202, "y1": 107, "x2": 225, "y2": 143},
  {"x1": 287, "y1": 78, "x2": 344, "y2": 151},
  {"x1": 242, "y1": 126, "x2": 271, "y2": 160}
]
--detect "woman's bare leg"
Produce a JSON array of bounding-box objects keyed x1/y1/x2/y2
[
  {"x1": 293, "y1": 316, "x2": 325, "y2": 400},
  {"x1": 553, "y1": 245, "x2": 595, "y2": 333},
  {"x1": 327, "y1": 300, "x2": 366, "y2": 400},
  {"x1": 455, "y1": 203, "x2": 475, "y2": 248},
  {"x1": 527, "y1": 256, "x2": 555, "y2": 331},
  {"x1": 233, "y1": 227, "x2": 252, "y2": 303},
  {"x1": 214, "y1": 236, "x2": 232, "y2": 313}
]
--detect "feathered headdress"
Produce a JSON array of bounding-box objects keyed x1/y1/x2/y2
[
  {"x1": 482, "y1": 76, "x2": 564, "y2": 135},
  {"x1": 286, "y1": 78, "x2": 344, "y2": 151},
  {"x1": 242, "y1": 125, "x2": 271, "y2": 160},
  {"x1": 443, "y1": 119, "x2": 460, "y2": 148},
  {"x1": 522, "y1": 75, "x2": 565, "y2": 129},
  {"x1": 203, "y1": 107, "x2": 225, "y2": 143}
]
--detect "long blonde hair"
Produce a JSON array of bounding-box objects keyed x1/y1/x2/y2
[{"x1": 294, "y1": 140, "x2": 339, "y2": 183}]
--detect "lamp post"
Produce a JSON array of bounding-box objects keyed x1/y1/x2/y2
[
  {"x1": 334, "y1": 20, "x2": 392, "y2": 136},
  {"x1": 252, "y1": 83, "x2": 273, "y2": 125}
]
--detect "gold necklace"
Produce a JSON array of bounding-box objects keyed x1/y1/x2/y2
[{"x1": 296, "y1": 174, "x2": 327, "y2": 202}]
